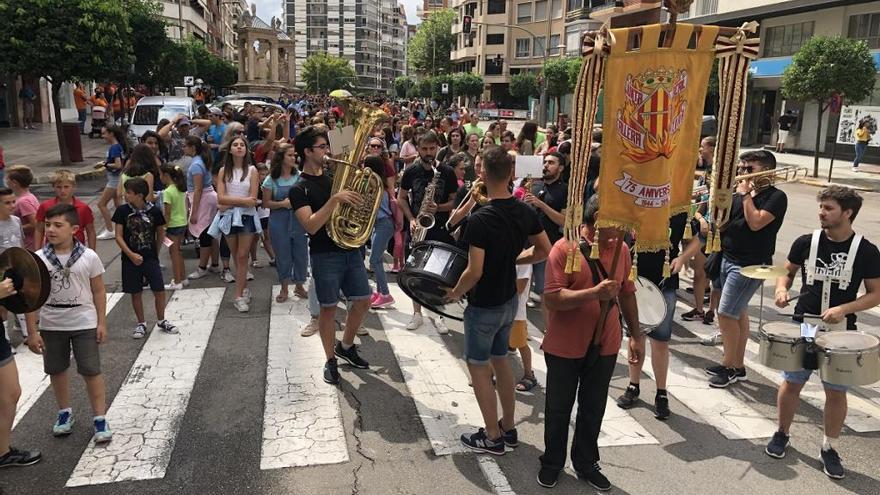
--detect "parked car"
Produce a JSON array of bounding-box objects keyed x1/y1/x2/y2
[
  {"x1": 129, "y1": 96, "x2": 197, "y2": 140},
  {"x1": 214, "y1": 94, "x2": 277, "y2": 104}
]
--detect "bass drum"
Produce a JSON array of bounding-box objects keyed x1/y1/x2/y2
[
  {"x1": 398, "y1": 241, "x2": 468, "y2": 321},
  {"x1": 816, "y1": 331, "x2": 880, "y2": 386}
]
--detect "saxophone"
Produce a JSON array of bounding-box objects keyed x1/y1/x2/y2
[
  {"x1": 324, "y1": 97, "x2": 390, "y2": 249},
  {"x1": 411, "y1": 165, "x2": 441, "y2": 245}
]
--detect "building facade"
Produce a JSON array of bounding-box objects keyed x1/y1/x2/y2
[
  {"x1": 689, "y1": 0, "x2": 880, "y2": 156},
  {"x1": 450, "y1": 0, "x2": 568, "y2": 109},
  {"x1": 418, "y1": 0, "x2": 448, "y2": 18},
  {"x1": 286, "y1": 0, "x2": 408, "y2": 93},
  {"x1": 158, "y1": 0, "x2": 245, "y2": 63}
]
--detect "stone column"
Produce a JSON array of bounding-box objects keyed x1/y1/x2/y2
[
  {"x1": 270, "y1": 42, "x2": 280, "y2": 82},
  {"x1": 248, "y1": 37, "x2": 257, "y2": 81},
  {"x1": 238, "y1": 38, "x2": 247, "y2": 82}
]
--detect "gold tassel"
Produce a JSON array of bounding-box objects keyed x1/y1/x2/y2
[
  {"x1": 663, "y1": 250, "x2": 671, "y2": 278},
  {"x1": 705, "y1": 231, "x2": 714, "y2": 254},
  {"x1": 590, "y1": 241, "x2": 600, "y2": 259},
  {"x1": 712, "y1": 234, "x2": 721, "y2": 252},
  {"x1": 683, "y1": 217, "x2": 694, "y2": 240},
  {"x1": 629, "y1": 251, "x2": 638, "y2": 281}
]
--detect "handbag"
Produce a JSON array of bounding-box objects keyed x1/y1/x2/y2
[{"x1": 704, "y1": 251, "x2": 722, "y2": 280}]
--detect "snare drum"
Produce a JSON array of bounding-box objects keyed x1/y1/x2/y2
[
  {"x1": 398, "y1": 241, "x2": 468, "y2": 321},
  {"x1": 633, "y1": 277, "x2": 666, "y2": 332},
  {"x1": 816, "y1": 331, "x2": 880, "y2": 386},
  {"x1": 758, "y1": 322, "x2": 807, "y2": 371}
]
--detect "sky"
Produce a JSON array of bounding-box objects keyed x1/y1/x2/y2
[{"x1": 249, "y1": 0, "x2": 422, "y2": 27}]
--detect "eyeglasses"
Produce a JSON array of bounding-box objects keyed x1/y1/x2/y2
[
  {"x1": 311, "y1": 143, "x2": 330, "y2": 150},
  {"x1": 369, "y1": 144, "x2": 383, "y2": 148},
  {"x1": 738, "y1": 166, "x2": 754, "y2": 173}
]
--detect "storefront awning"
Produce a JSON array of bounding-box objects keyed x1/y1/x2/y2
[{"x1": 749, "y1": 52, "x2": 880, "y2": 78}]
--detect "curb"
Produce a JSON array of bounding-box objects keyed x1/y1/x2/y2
[
  {"x1": 797, "y1": 178, "x2": 874, "y2": 192},
  {"x1": 32, "y1": 166, "x2": 105, "y2": 185}
]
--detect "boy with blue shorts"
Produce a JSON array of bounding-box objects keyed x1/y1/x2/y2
[{"x1": 445, "y1": 146, "x2": 550, "y2": 455}]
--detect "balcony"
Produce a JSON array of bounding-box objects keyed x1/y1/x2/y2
[{"x1": 451, "y1": 44, "x2": 478, "y2": 61}]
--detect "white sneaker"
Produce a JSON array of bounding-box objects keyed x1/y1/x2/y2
[
  {"x1": 251, "y1": 260, "x2": 262, "y2": 268},
  {"x1": 234, "y1": 297, "x2": 249, "y2": 313},
  {"x1": 182, "y1": 278, "x2": 190, "y2": 287},
  {"x1": 433, "y1": 316, "x2": 449, "y2": 335},
  {"x1": 701, "y1": 331, "x2": 723, "y2": 346},
  {"x1": 188, "y1": 267, "x2": 208, "y2": 280},
  {"x1": 207, "y1": 265, "x2": 222, "y2": 274},
  {"x1": 406, "y1": 313, "x2": 423, "y2": 331},
  {"x1": 852, "y1": 167, "x2": 860, "y2": 172},
  {"x1": 356, "y1": 326, "x2": 369, "y2": 336},
  {"x1": 96, "y1": 229, "x2": 115, "y2": 240},
  {"x1": 165, "y1": 281, "x2": 184, "y2": 290},
  {"x1": 247, "y1": 271, "x2": 255, "y2": 281},
  {"x1": 221, "y1": 269, "x2": 235, "y2": 283},
  {"x1": 243, "y1": 288, "x2": 252, "y2": 302},
  {"x1": 301, "y1": 318, "x2": 319, "y2": 337},
  {"x1": 529, "y1": 293, "x2": 542, "y2": 303}
]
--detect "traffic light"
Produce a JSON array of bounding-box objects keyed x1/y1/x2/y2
[{"x1": 462, "y1": 15, "x2": 472, "y2": 34}]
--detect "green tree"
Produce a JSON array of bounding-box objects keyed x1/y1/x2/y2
[
  {"x1": 407, "y1": 9, "x2": 456, "y2": 76},
  {"x1": 417, "y1": 78, "x2": 433, "y2": 98},
  {"x1": 301, "y1": 52, "x2": 357, "y2": 94},
  {"x1": 126, "y1": 0, "x2": 168, "y2": 87},
  {"x1": 452, "y1": 72, "x2": 484, "y2": 105},
  {"x1": 782, "y1": 36, "x2": 876, "y2": 177},
  {"x1": 509, "y1": 72, "x2": 540, "y2": 102},
  {"x1": 394, "y1": 76, "x2": 415, "y2": 98},
  {"x1": 431, "y1": 74, "x2": 454, "y2": 102},
  {"x1": 542, "y1": 57, "x2": 581, "y2": 120},
  {"x1": 0, "y1": 0, "x2": 134, "y2": 166}
]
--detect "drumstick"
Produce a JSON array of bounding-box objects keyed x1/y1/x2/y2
[
  {"x1": 776, "y1": 313, "x2": 822, "y2": 320},
  {"x1": 595, "y1": 234, "x2": 625, "y2": 344}
]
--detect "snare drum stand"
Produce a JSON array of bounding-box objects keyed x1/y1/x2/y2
[{"x1": 758, "y1": 281, "x2": 765, "y2": 331}]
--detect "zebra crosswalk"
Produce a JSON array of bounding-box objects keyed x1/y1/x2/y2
[{"x1": 7, "y1": 284, "x2": 880, "y2": 492}]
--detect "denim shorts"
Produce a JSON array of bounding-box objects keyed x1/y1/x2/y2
[
  {"x1": 781, "y1": 369, "x2": 849, "y2": 393},
  {"x1": 463, "y1": 295, "x2": 518, "y2": 365},
  {"x1": 717, "y1": 257, "x2": 762, "y2": 319},
  {"x1": 310, "y1": 250, "x2": 372, "y2": 307},
  {"x1": 228, "y1": 214, "x2": 257, "y2": 236},
  {"x1": 105, "y1": 171, "x2": 120, "y2": 189},
  {"x1": 166, "y1": 226, "x2": 187, "y2": 237}
]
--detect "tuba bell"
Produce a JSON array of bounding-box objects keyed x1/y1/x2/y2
[{"x1": 325, "y1": 96, "x2": 391, "y2": 249}]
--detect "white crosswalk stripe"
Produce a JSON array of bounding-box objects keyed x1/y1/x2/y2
[
  {"x1": 13, "y1": 292, "x2": 124, "y2": 429},
  {"x1": 66, "y1": 288, "x2": 224, "y2": 487},
  {"x1": 261, "y1": 285, "x2": 348, "y2": 470}
]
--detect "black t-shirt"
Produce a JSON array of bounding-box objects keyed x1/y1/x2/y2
[
  {"x1": 530, "y1": 179, "x2": 567, "y2": 244},
  {"x1": 111, "y1": 203, "x2": 166, "y2": 260},
  {"x1": 290, "y1": 173, "x2": 347, "y2": 254},
  {"x1": 788, "y1": 232, "x2": 880, "y2": 329},
  {"x1": 401, "y1": 160, "x2": 458, "y2": 230},
  {"x1": 721, "y1": 186, "x2": 787, "y2": 266},
  {"x1": 638, "y1": 213, "x2": 687, "y2": 291},
  {"x1": 778, "y1": 114, "x2": 797, "y2": 131},
  {"x1": 464, "y1": 197, "x2": 542, "y2": 308}
]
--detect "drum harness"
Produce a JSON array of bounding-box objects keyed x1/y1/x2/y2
[
  {"x1": 805, "y1": 229, "x2": 862, "y2": 332},
  {"x1": 577, "y1": 238, "x2": 622, "y2": 367}
]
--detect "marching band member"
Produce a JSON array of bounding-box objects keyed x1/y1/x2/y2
[
  {"x1": 397, "y1": 131, "x2": 458, "y2": 334},
  {"x1": 767, "y1": 186, "x2": 880, "y2": 479},
  {"x1": 706, "y1": 150, "x2": 787, "y2": 388},
  {"x1": 538, "y1": 194, "x2": 638, "y2": 491},
  {"x1": 445, "y1": 146, "x2": 550, "y2": 456},
  {"x1": 524, "y1": 152, "x2": 567, "y2": 315}
]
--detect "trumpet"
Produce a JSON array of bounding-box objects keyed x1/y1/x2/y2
[
  {"x1": 469, "y1": 179, "x2": 488, "y2": 206},
  {"x1": 692, "y1": 166, "x2": 808, "y2": 202}
]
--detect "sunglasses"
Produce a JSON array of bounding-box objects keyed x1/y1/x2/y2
[
  {"x1": 369, "y1": 144, "x2": 383, "y2": 148},
  {"x1": 738, "y1": 166, "x2": 754, "y2": 174}
]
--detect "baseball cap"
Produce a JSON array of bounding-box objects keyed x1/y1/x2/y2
[
  {"x1": 178, "y1": 117, "x2": 192, "y2": 126},
  {"x1": 209, "y1": 107, "x2": 223, "y2": 116}
]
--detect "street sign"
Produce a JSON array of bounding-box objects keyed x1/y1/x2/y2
[
  {"x1": 494, "y1": 55, "x2": 503, "y2": 67},
  {"x1": 441, "y1": 83, "x2": 449, "y2": 95},
  {"x1": 184, "y1": 76, "x2": 195, "y2": 86}
]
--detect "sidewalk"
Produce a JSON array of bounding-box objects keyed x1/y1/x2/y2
[
  {"x1": 0, "y1": 124, "x2": 106, "y2": 183},
  {"x1": 740, "y1": 147, "x2": 880, "y2": 192}
]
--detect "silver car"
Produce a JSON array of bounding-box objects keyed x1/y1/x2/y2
[{"x1": 129, "y1": 96, "x2": 197, "y2": 140}]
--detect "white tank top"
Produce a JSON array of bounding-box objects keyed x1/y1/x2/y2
[{"x1": 225, "y1": 166, "x2": 253, "y2": 198}]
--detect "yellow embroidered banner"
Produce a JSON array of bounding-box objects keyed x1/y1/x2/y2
[{"x1": 597, "y1": 23, "x2": 718, "y2": 252}]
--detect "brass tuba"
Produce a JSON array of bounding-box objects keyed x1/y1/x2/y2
[{"x1": 325, "y1": 97, "x2": 390, "y2": 249}]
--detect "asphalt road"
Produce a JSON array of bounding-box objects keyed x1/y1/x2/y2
[{"x1": 2, "y1": 180, "x2": 879, "y2": 495}]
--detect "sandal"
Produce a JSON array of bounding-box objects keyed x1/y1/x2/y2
[
  {"x1": 293, "y1": 286, "x2": 308, "y2": 299},
  {"x1": 275, "y1": 292, "x2": 289, "y2": 303},
  {"x1": 516, "y1": 375, "x2": 538, "y2": 392}
]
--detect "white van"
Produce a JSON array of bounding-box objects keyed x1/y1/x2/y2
[{"x1": 129, "y1": 96, "x2": 196, "y2": 141}]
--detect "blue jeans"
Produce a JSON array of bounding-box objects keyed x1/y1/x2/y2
[
  {"x1": 854, "y1": 141, "x2": 868, "y2": 168},
  {"x1": 369, "y1": 216, "x2": 394, "y2": 295},
  {"x1": 268, "y1": 210, "x2": 309, "y2": 284},
  {"x1": 718, "y1": 256, "x2": 762, "y2": 318},
  {"x1": 532, "y1": 260, "x2": 547, "y2": 295},
  {"x1": 78, "y1": 109, "x2": 87, "y2": 134},
  {"x1": 463, "y1": 295, "x2": 518, "y2": 365},
  {"x1": 310, "y1": 250, "x2": 372, "y2": 307}
]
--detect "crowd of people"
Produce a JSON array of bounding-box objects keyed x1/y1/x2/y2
[{"x1": 0, "y1": 92, "x2": 877, "y2": 492}]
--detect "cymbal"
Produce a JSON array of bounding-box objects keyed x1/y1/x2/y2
[
  {"x1": 740, "y1": 264, "x2": 787, "y2": 280},
  {"x1": 0, "y1": 247, "x2": 50, "y2": 313}
]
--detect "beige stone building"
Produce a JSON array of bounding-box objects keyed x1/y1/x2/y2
[{"x1": 450, "y1": 0, "x2": 568, "y2": 110}]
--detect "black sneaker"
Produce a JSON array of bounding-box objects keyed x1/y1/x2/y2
[
  {"x1": 323, "y1": 358, "x2": 340, "y2": 385},
  {"x1": 460, "y1": 428, "x2": 505, "y2": 455},
  {"x1": 704, "y1": 364, "x2": 727, "y2": 376},
  {"x1": 616, "y1": 385, "x2": 640, "y2": 409},
  {"x1": 654, "y1": 394, "x2": 670, "y2": 420},
  {"x1": 536, "y1": 466, "x2": 559, "y2": 488},
  {"x1": 821, "y1": 448, "x2": 845, "y2": 479},
  {"x1": 709, "y1": 368, "x2": 736, "y2": 388},
  {"x1": 702, "y1": 310, "x2": 715, "y2": 325},
  {"x1": 681, "y1": 309, "x2": 705, "y2": 321},
  {"x1": 577, "y1": 462, "x2": 611, "y2": 491},
  {"x1": 733, "y1": 367, "x2": 746, "y2": 382},
  {"x1": 764, "y1": 431, "x2": 789, "y2": 459},
  {"x1": 334, "y1": 342, "x2": 369, "y2": 369},
  {"x1": 0, "y1": 447, "x2": 41, "y2": 468},
  {"x1": 498, "y1": 420, "x2": 518, "y2": 448}
]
